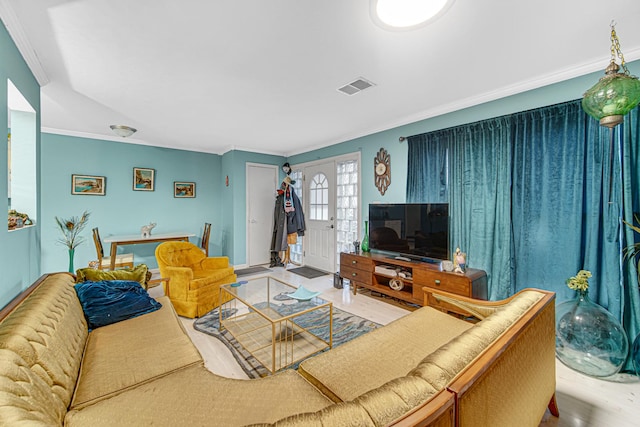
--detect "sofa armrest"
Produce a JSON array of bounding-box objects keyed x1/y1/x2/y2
[
  {"x1": 200, "y1": 256, "x2": 230, "y2": 270},
  {"x1": 148, "y1": 277, "x2": 171, "y2": 298},
  {"x1": 446, "y1": 289, "x2": 556, "y2": 427},
  {"x1": 165, "y1": 266, "x2": 193, "y2": 279},
  {"x1": 164, "y1": 266, "x2": 193, "y2": 299},
  {"x1": 425, "y1": 288, "x2": 531, "y2": 321}
]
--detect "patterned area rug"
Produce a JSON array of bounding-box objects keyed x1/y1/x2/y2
[{"x1": 193, "y1": 300, "x2": 380, "y2": 378}]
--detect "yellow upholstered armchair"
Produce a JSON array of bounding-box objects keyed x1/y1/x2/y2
[{"x1": 155, "y1": 241, "x2": 237, "y2": 318}]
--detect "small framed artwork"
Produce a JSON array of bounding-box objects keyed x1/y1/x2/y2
[
  {"x1": 71, "y1": 174, "x2": 106, "y2": 196},
  {"x1": 174, "y1": 181, "x2": 196, "y2": 198},
  {"x1": 133, "y1": 167, "x2": 155, "y2": 191}
]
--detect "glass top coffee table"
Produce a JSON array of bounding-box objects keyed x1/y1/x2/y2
[{"x1": 219, "y1": 275, "x2": 333, "y2": 374}]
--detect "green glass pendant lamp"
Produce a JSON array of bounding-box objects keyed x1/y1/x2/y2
[{"x1": 582, "y1": 22, "x2": 640, "y2": 128}]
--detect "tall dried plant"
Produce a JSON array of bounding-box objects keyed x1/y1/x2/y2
[{"x1": 55, "y1": 211, "x2": 90, "y2": 250}]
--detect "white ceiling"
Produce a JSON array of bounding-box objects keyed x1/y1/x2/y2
[{"x1": 2, "y1": 0, "x2": 640, "y2": 156}]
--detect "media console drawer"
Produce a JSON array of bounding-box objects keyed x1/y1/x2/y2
[
  {"x1": 340, "y1": 253, "x2": 374, "y2": 271},
  {"x1": 340, "y1": 265, "x2": 373, "y2": 286},
  {"x1": 340, "y1": 253, "x2": 374, "y2": 288},
  {"x1": 413, "y1": 270, "x2": 469, "y2": 296}
]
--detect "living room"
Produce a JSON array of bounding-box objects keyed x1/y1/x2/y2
[{"x1": 1, "y1": 2, "x2": 640, "y2": 426}]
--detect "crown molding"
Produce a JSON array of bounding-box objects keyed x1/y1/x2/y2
[{"x1": 0, "y1": 0, "x2": 49, "y2": 86}]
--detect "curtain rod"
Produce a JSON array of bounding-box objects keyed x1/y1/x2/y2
[{"x1": 399, "y1": 99, "x2": 583, "y2": 144}]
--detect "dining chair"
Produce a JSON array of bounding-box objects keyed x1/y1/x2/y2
[
  {"x1": 92, "y1": 227, "x2": 135, "y2": 270},
  {"x1": 200, "y1": 223, "x2": 211, "y2": 257}
]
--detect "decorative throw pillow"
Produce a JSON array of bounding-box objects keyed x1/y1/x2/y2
[
  {"x1": 75, "y1": 264, "x2": 152, "y2": 289},
  {"x1": 74, "y1": 280, "x2": 162, "y2": 330}
]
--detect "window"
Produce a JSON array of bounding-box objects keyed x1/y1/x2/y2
[
  {"x1": 7, "y1": 79, "x2": 36, "y2": 228},
  {"x1": 309, "y1": 173, "x2": 329, "y2": 220},
  {"x1": 336, "y1": 160, "x2": 359, "y2": 263},
  {"x1": 288, "y1": 169, "x2": 303, "y2": 265}
]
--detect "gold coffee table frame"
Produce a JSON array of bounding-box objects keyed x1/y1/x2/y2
[{"x1": 220, "y1": 275, "x2": 333, "y2": 374}]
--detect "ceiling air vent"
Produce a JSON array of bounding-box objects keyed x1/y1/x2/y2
[{"x1": 337, "y1": 77, "x2": 376, "y2": 96}]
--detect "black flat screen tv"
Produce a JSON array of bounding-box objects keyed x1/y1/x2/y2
[{"x1": 368, "y1": 203, "x2": 449, "y2": 261}]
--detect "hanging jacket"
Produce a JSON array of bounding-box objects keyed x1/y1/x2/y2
[
  {"x1": 270, "y1": 192, "x2": 288, "y2": 253},
  {"x1": 270, "y1": 187, "x2": 306, "y2": 253},
  {"x1": 286, "y1": 187, "x2": 305, "y2": 236}
]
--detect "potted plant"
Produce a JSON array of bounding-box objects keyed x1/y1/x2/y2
[
  {"x1": 623, "y1": 215, "x2": 640, "y2": 284},
  {"x1": 623, "y1": 216, "x2": 640, "y2": 375}
]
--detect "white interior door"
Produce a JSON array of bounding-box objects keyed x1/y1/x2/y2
[
  {"x1": 247, "y1": 163, "x2": 278, "y2": 266},
  {"x1": 303, "y1": 162, "x2": 335, "y2": 272}
]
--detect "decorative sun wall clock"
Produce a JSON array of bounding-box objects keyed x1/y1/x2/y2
[{"x1": 374, "y1": 147, "x2": 391, "y2": 195}]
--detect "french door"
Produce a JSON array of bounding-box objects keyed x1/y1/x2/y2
[
  {"x1": 303, "y1": 162, "x2": 335, "y2": 272},
  {"x1": 291, "y1": 154, "x2": 360, "y2": 273}
]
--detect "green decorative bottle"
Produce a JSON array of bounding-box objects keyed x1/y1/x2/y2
[{"x1": 361, "y1": 220, "x2": 370, "y2": 252}]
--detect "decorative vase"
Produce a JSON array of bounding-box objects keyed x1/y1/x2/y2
[
  {"x1": 68, "y1": 248, "x2": 75, "y2": 273},
  {"x1": 555, "y1": 289, "x2": 629, "y2": 377},
  {"x1": 361, "y1": 220, "x2": 370, "y2": 252}
]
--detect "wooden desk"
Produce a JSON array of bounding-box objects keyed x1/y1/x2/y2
[{"x1": 103, "y1": 232, "x2": 195, "y2": 270}]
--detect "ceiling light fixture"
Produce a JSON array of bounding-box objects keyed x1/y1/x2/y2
[
  {"x1": 371, "y1": 0, "x2": 454, "y2": 30},
  {"x1": 110, "y1": 125, "x2": 137, "y2": 138},
  {"x1": 582, "y1": 22, "x2": 640, "y2": 128}
]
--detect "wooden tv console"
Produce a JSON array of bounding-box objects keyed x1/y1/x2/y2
[{"x1": 340, "y1": 252, "x2": 488, "y2": 314}]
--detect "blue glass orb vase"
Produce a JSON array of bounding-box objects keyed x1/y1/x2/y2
[{"x1": 555, "y1": 290, "x2": 629, "y2": 378}]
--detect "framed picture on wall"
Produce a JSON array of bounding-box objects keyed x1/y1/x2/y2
[
  {"x1": 133, "y1": 167, "x2": 155, "y2": 191},
  {"x1": 174, "y1": 181, "x2": 195, "y2": 198},
  {"x1": 71, "y1": 174, "x2": 106, "y2": 196}
]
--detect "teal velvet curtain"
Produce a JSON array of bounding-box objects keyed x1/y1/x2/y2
[
  {"x1": 510, "y1": 102, "x2": 615, "y2": 302},
  {"x1": 448, "y1": 118, "x2": 514, "y2": 301},
  {"x1": 621, "y1": 107, "x2": 640, "y2": 358},
  {"x1": 406, "y1": 100, "x2": 640, "y2": 371},
  {"x1": 406, "y1": 117, "x2": 514, "y2": 300},
  {"x1": 406, "y1": 133, "x2": 449, "y2": 203}
]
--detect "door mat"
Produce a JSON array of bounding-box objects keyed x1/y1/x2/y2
[
  {"x1": 235, "y1": 266, "x2": 271, "y2": 277},
  {"x1": 287, "y1": 266, "x2": 328, "y2": 279},
  {"x1": 194, "y1": 303, "x2": 380, "y2": 378}
]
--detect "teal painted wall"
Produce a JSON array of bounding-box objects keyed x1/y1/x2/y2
[
  {"x1": 220, "y1": 150, "x2": 285, "y2": 264},
  {"x1": 288, "y1": 60, "x2": 640, "y2": 223},
  {"x1": 220, "y1": 150, "x2": 235, "y2": 260},
  {"x1": 40, "y1": 136, "x2": 284, "y2": 272},
  {"x1": 40, "y1": 133, "x2": 223, "y2": 272},
  {"x1": 0, "y1": 22, "x2": 41, "y2": 309}
]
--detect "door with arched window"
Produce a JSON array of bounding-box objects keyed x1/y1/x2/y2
[{"x1": 304, "y1": 162, "x2": 335, "y2": 272}]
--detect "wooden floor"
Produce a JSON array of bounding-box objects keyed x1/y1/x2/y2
[{"x1": 149, "y1": 267, "x2": 640, "y2": 426}]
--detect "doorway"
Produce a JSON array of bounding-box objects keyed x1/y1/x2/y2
[
  {"x1": 303, "y1": 162, "x2": 335, "y2": 272},
  {"x1": 295, "y1": 153, "x2": 360, "y2": 273},
  {"x1": 246, "y1": 163, "x2": 278, "y2": 266}
]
